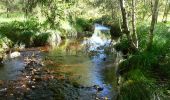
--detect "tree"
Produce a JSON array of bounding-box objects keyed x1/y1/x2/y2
[
  {"x1": 162, "y1": 0, "x2": 170, "y2": 22},
  {"x1": 6, "y1": 0, "x2": 9, "y2": 17},
  {"x1": 147, "y1": 0, "x2": 159, "y2": 50},
  {"x1": 119, "y1": 0, "x2": 137, "y2": 51},
  {"x1": 131, "y1": 0, "x2": 138, "y2": 48}
]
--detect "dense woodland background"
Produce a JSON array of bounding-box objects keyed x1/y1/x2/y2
[{"x1": 0, "y1": 0, "x2": 170, "y2": 99}]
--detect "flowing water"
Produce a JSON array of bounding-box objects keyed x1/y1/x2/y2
[
  {"x1": 0, "y1": 24, "x2": 122, "y2": 99},
  {"x1": 45, "y1": 25, "x2": 122, "y2": 99},
  {"x1": 0, "y1": 51, "x2": 43, "y2": 80}
]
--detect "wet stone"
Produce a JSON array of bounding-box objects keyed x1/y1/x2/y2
[{"x1": 34, "y1": 76, "x2": 42, "y2": 82}]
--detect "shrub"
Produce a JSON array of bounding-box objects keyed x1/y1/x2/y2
[
  {"x1": 0, "y1": 18, "x2": 40, "y2": 47},
  {"x1": 20, "y1": 31, "x2": 36, "y2": 47},
  {"x1": 74, "y1": 17, "x2": 92, "y2": 32},
  {"x1": 119, "y1": 80, "x2": 152, "y2": 100},
  {"x1": 110, "y1": 23, "x2": 122, "y2": 39},
  {"x1": 93, "y1": 15, "x2": 111, "y2": 25},
  {"x1": 33, "y1": 32, "x2": 51, "y2": 47},
  {"x1": 118, "y1": 22, "x2": 170, "y2": 99},
  {"x1": 114, "y1": 36, "x2": 131, "y2": 56}
]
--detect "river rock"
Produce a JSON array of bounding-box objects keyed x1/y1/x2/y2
[
  {"x1": 9, "y1": 51, "x2": 21, "y2": 58},
  {"x1": 34, "y1": 75, "x2": 42, "y2": 82},
  {"x1": 46, "y1": 30, "x2": 61, "y2": 47},
  {"x1": 93, "y1": 85, "x2": 104, "y2": 92}
]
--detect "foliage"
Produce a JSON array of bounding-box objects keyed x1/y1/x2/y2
[
  {"x1": 33, "y1": 32, "x2": 51, "y2": 46},
  {"x1": 119, "y1": 68, "x2": 155, "y2": 100},
  {"x1": 114, "y1": 37, "x2": 130, "y2": 55},
  {"x1": 0, "y1": 0, "x2": 170, "y2": 99},
  {"x1": 119, "y1": 80, "x2": 152, "y2": 100},
  {"x1": 136, "y1": 22, "x2": 150, "y2": 50},
  {"x1": 0, "y1": 18, "x2": 40, "y2": 47},
  {"x1": 74, "y1": 17, "x2": 92, "y2": 32},
  {"x1": 109, "y1": 23, "x2": 122, "y2": 39},
  {"x1": 118, "y1": 21, "x2": 170, "y2": 99},
  {"x1": 93, "y1": 15, "x2": 112, "y2": 25},
  {"x1": 20, "y1": 31, "x2": 35, "y2": 47}
]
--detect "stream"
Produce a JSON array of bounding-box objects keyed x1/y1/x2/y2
[{"x1": 0, "y1": 24, "x2": 122, "y2": 100}]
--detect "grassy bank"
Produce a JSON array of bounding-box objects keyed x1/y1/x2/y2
[
  {"x1": 116, "y1": 22, "x2": 170, "y2": 99},
  {"x1": 0, "y1": 15, "x2": 94, "y2": 49}
]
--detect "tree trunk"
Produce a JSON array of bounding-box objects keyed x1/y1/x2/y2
[
  {"x1": 150, "y1": 0, "x2": 154, "y2": 13},
  {"x1": 165, "y1": 4, "x2": 170, "y2": 22},
  {"x1": 119, "y1": 0, "x2": 137, "y2": 51},
  {"x1": 142, "y1": 0, "x2": 146, "y2": 20},
  {"x1": 162, "y1": 0, "x2": 170, "y2": 23},
  {"x1": 24, "y1": 0, "x2": 28, "y2": 18},
  {"x1": 111, "y1": 4, "x2": 114, "y2": 20},
  {"x1": 132, "y1": 0, "x2": 138, "y2": 48},
  {"x1": 147, "y1": 0, "x2": 159, "y2": 50},
  {"x1": 6, "y1": 0, "x2": 9, "y2": 18},
  {"x1": 24, "y1": 0, "x2": 31, "y2": 18}
]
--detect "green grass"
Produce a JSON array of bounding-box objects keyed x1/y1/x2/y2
[
  {"x1": 0, "y1": 18, "x2": 51, "y2": 47},
  {"x1": 119, "y1": 80, "x2": 152, "y2": 100},
  {"x1": 0, "y1": 17, "x2": 26, "y2": 23},
  {"x1": 118, "y1": 21, "x2": 170, "y2": 99},
  {"x1": 0, "y1": 12, "x2": 26, "y2": 23}
]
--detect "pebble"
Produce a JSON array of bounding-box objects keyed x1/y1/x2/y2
[
  {"x1": 21, "y1": 85, "x2": 26, "y2": 88},
  {"x1": 31, "y1": 86, "x2": 35, "y2": 89},
  {"x1": 27, "y1": 88, "x2": 30, "y2": 91},
  {"x1": 93, "y1": 85, "x2": 104, "y2": 92},
  {"x1": 103, "y1": 97, "x2": 109, "y2": 100},
  {"x1": 26, "y1": 76, "x2": 30, "y2": 79},
  {"x1": 0, "y1": 88, "x2": 7, "y2": 92}
]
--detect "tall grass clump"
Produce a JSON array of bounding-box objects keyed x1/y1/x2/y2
[
  {"x1": 33, "y1": 32, "x2": 51, "y2": 46},
  {"x1": 119, "y1": 70, "x2": 153, "y2": 100},
  {"x1": 0, "y1": 18, "x2": 52, "y2": 47},
  {"x1": 0, "y1": 18, "x2": 40, "y2": 46}
]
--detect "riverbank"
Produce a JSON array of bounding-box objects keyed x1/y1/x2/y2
[
  {"x1": 115, "y1": 22, "x2": 170, "y2": 100},
  {"x1": 0, "y1": 36, "x2": 119, "y2": 100},
  {"x1": 0, "y1": 47, "x2": 97, "y2": 100}
]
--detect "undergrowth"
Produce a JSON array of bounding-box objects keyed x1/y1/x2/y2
[
  {"x1": 117, "y1": 22, "x2": 170, "y2": 99},
  {"x1": 0, "y1": 18, "x2": 51, "y2": 48}
]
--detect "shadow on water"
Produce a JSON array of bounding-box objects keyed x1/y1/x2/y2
[{"x1": 0, "y1": 58, "x2": 25, "y2": 80}]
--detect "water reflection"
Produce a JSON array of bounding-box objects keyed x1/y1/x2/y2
[
  {"x1": 0, "y1": 57, "x2": 24, "y2": 80},
  {"x1": 0, "y1": 51, "x2": 44, "y2": 80},
  {"x1": 0, "y1": 24, "x2": 121, "y2": 99},
  {"x1": 47, "y1": 31, "x2": 119, "y2": 99}
]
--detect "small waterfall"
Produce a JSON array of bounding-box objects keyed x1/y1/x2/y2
[
  {"x1": 83, "y1": 24, "x2": 111, "y2": 51},
  {"x1": 94, "y1": 24, "x2": 110, "y2": 31}
]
